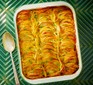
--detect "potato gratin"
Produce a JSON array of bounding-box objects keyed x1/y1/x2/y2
[{"x1": 17, "y1": 6, "x2": 78, "y2": 79}]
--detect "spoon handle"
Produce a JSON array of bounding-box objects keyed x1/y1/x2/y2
[{"x1": 10, "y1": 52, "x2": 20, "y2": 85}]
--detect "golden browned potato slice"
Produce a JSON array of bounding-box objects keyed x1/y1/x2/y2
[{"x1": 26, "y1": 64, "x2": 44, "y2": 79}]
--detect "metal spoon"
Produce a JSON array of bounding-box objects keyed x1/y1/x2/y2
[{"x1": 2, "y1": 32, "x2": 20, "y2": 85}]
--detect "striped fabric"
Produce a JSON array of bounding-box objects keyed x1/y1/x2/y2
[{"x1": 0, "y1": 0, "x2": 93, "y2": 85}]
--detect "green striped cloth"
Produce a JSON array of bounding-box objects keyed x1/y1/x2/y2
[{"x1": 0, "y1": 0, "x2": 93, "y2": 85}]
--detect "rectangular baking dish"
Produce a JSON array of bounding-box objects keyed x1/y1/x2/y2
[{"x1": 14, "y1": 1, "x2": 82, "y2": 84}]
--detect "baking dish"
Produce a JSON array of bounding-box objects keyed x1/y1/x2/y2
[{"x1": 14, "y1": 1, "x2": 82, "y2": 84}]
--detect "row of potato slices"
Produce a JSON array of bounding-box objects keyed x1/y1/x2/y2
[{"x1": 17, "y1": 6, "x2": 78, "y2": 79}]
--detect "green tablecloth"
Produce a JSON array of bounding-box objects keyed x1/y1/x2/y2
[{"x1": 0, "y1": 0, "x2": 93, "y2": 85}]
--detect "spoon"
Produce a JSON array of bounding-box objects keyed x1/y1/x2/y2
[{"x1": 2, "y1": 32, "x2": 20, "y2": 85}]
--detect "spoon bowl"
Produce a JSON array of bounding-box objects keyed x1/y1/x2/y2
[{"x1": 2, "y1": 32, "x2": 15, "y2": 52}]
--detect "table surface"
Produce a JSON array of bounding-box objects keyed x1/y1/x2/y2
[{"x1": 0, "y1": 0, "x2": 93, "y2": 85}]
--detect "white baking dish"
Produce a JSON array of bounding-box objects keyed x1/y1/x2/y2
[{"x1": 14, "y1": 1, "x2": 82, "y2": 84}]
